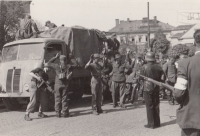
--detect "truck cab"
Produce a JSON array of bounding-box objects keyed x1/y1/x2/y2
[{"x1": 0, "y1": 38, "x2": 66, "y2": 110}]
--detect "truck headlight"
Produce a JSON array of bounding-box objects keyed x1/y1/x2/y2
[{"x1": 23, "y1": 84, "x2": 29, "y2": 91}]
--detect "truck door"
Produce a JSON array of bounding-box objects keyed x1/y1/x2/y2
[{"x1": 44, "y1": 43, "x2": 64, "y2": 84}]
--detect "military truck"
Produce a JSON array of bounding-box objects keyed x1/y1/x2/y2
[{"x1": 0, "y1": 27, "x2": 104, "y2": 110}]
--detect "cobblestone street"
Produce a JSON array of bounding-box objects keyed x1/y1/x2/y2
[{"x1": 0, "y1": 95, "x2": 180, "y2": 136}]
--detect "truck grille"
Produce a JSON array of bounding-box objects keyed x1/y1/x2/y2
[
  {"x1": 6, "y1": 69, "x2": 13, "y2": 93},
  {"x1": 6, "y1": 69, "x2": 21, "y2": 93},
  {"x1": 13, "y1": 69, "x2": 21, "y2": 93}
]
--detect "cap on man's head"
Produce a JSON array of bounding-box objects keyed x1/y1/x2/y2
[
  {"x1": 193, "y1": 29, "x2": 200, "y2": 38},
  {"x1": 45, "y1": 20, "x2": 51, "y2": 26},
  {"x1": 59, "y1": 55, "x2": 66, "y2": 60},
  {"x1": 93, "y1": 53, "x2": 100, "y2": 59},
  {"x1": 115, "y1": 54, "x2": 121, "y2": 59}
]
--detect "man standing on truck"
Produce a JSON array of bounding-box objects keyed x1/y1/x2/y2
[
  {"x1": 45, "y1": 54, "x2": 74, "y2": 118},
  {"x1": 24, "y1": 67, "x2": 50, "y2": 121},
  {"x1": 15, "y1": 15, "x2": 40, "y2": 40},
  {"x1": 45, "y1": 20, "x2": 57, "y2": 29},
  {"x1": 85, "y1": 54, "x2": 106, "y2": 115}
]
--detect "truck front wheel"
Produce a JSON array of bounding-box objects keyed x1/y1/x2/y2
[{"x1": 2, "y1": 98, "x2": 23, "y2": 111}]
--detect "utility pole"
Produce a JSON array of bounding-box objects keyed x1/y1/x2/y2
[{"x1": 147, "y1": 2, "x2": 151, "y2": 51}]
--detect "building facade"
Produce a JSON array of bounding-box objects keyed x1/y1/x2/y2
[{"x1": 108, "y1": 16, "x2": 175, "y2": 46}]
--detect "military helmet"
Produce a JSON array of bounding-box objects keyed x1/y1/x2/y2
[{"x1": 145, "y1": 51, "x2": 155, "y2": 61}]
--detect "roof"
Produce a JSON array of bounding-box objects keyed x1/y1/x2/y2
[
  {"x1": 109, "y1": 19, "x2": 175, "y2": 34},
  {"x1": 173, "y1": 24, "x2": 194, "y2": 31},
  {"x1": 179, "y1": 23, "x2": 200, "y2": 40},
  {"x1": 171, "y1": 33, "x2": 185, "y2": 38},
  {"x1": 4, "y1": 38, "x2": 64, "y2": 47}
]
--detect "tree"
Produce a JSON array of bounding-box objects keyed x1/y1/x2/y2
[
  {"x1": 0, "y1": 1, "x2": 29, "y2": 50},
  {"x1": 150, "y1": 29, "x2": 170, "y2": 55},
  {"x1": 168, "y1": 44, "x2": 189, "y2": 58}
]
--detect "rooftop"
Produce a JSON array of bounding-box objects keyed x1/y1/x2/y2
[
  {"x1": 109, "y1": 17, "x2": 175, "y2": 34},
  {"x1": 173, "y1": 24, "x2": 194, "y2": 31},
  {"x1": 170, "y1": 33, "x2": 185, "y2": 38}
]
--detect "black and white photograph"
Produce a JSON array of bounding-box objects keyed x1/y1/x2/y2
[{"x1": 0, "y1": 0, "x2": 200, "y2": 135}]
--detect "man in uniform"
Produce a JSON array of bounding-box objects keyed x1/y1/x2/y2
[
  {"x1": 45, "y1": 20, "x2": 57, "y2": 29},
  {"x1": 85, "y1": 54, "x2": 106, "y2": 115},
  {"x1": 141, "y1": 51, "x2": 163, "y2": 129},
  {"x1": 100, "y1": 55, "x2": 112, "y2": 106},
  {"x1": 110, "y1": 54, "x2": 131, "y2": 108},
  {"x1": 174, "y1": 30, "x2": 200, "y2": 136},
  {"x1": 24, "y1": 67, "x2": 49, "y2": 121},
  {"x1": 16, "y1": 15, "x2": 40, "y2": 40},
  {"x1": 159, "y1": 54, "x2": 168, "y2": 99},
  {"x1": 107, "y1": 33, "x2": 120, "y2": 53},
  {"x1": 163, "y1": 56, "x2": 178, "y2": 105},
  {"x1": 45, "y1": 54, "x2": 74, "y2": 118}
]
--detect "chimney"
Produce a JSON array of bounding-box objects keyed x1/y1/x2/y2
[
  {"x1": 115, "y1": 19, "x2": 119, "y2": 26},
  {"x1": 154, "y1": 16, "x2": 157, "y2": 22},
  {"x1": 127, "y1": 18, "x2": 130, "y2": 21}
]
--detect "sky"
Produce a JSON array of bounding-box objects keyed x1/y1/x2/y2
[{"x1": 30, "y1": 0, "x2": 200, "y2": 31}]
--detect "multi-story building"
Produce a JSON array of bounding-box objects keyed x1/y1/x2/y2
[{"x1": 108, "y1": 16, "x2": 174, "y2": 46}]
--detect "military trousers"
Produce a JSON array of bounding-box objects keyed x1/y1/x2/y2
[
  {"x1": 26, "y1": 81, "x2": 48, "y2": 113},
  {"x1": 181, "y1": 129, "x2": 200, "y2": 136},
  {"x1": 101, "y1": 77, "x2": 111, "y2": 104},
  {"x1": 54, "y1": 83, "x2": 69, "y2": 114},
  {"x1": 128, "y1": 83, "x2": 139, "y2": 102},
  {"x1": 143, "y1": 87, "x2": 160, "y2": 128},
  {"x1": 111, "y1": 81, "x2": 126, "y2": 106},
  {"x1": 91, "y1": 77, "x2": 102, "y2": 111}
]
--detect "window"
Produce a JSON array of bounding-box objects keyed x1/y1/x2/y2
[
  {"x1": 139, "y1": 36, "x2": 142, "y2": 42},
  {"x1": 146, "y1": 36, "x2": 148, "y2": 42},
  {"x1": 132, "y1": 37, "x2": 135, "y2": 42},
  {"x1": 18, "y1": 43, "x2": 44, "y2": 60},
  {"x1": 44, "y1": 44, "x2": 62, "y2": 63},
  {"x1": 2, "y1": 45, "x2": 19, "y2": 62}
]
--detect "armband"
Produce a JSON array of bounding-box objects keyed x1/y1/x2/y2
[{"x1": 174, "y1": 77, "x2": 187, "y2": 90}]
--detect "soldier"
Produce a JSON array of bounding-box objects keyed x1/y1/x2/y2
[
  {"x1": 163, "y1": 56, "x2": 178, "y2": 105},
  {"x1": 45, "y1": 20, "x2": 57, "y2": 29},
  {"x1": 174, "y1": 30, "x2": 200, "y2": 136},
  {"x1": 100, "y1": 55, "x2": 112, "y2": 106},
  {"x1": 110, "y1": 54, "x2": 131, "y2": 108},
  {"x1": 45, "y1": 54, "x2": 74, "y2": 118},
  {"x1": 85, "y1": 54, "x2": 106, "y2": 115},
  {"x1": 107, "y1": 33, "x2": 120, "y2": 53},
  {"x1": 24, "y1": 67, "x2": 50, "y2": 121},
  {"x1": 16, "y1": 15, "x2": 40, "y2": 40},
  {"x1": 141, "y1": 51, "x2": 163, "y2": 129},
  {"x1": 131, "y1": 53, "x2": 145, "y2": 102},
  {"x1": 159, "y1": 54, "x2": 168, "y2": 99}
]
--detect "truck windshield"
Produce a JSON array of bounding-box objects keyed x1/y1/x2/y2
[
  {"x1": 2, "y1": 45, "x2": 19, "y2": 62},
  {"x1": 18, "y1": 43, "x2": 44, "y2": 60},
  {"x1": 2, "y1": 43, "x2": 44, "y2": 62}
]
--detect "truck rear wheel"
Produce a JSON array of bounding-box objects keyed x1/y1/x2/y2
[{"x1": 2, "y1": 98, "x2": 23, "y2": 111}]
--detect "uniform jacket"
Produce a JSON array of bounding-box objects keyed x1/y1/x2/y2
[
  {"x1": 141, "y1": 62, "x2": 163, "y2": 91},
  {"x1": 111, "y1": 62, "x2": 131, "y2": 82},
  {"x1": 163, "y1": 61, "x2": 177, "y2": 83},
  {"x1": 174, "y1": 53, "x2": 200, "y2": 129}
]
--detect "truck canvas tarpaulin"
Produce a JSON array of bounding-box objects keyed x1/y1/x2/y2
[{"x1": 40, "y1": 26, "x2": 104, "y2": 77}]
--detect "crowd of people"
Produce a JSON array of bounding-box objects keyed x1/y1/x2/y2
[{"x1": 17, "y1": 14, "x2": 200, "y2": 136}]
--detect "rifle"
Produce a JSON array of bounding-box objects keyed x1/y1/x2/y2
[
  {"x1": 36, "y1": 74, "x2": 54, "y2": 93},
  {"x1": 138, "y1": 74, "x2": 174, "y2": 92}
]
